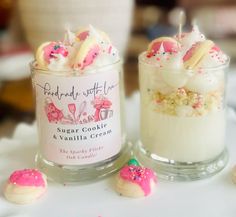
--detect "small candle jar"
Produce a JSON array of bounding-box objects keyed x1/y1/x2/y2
[
  {"x1": 135, "y1": 53, "x2": 229, "y2": 181},
  {"x1": 31, "y1": 60, "x2": 130, "y2": 184}
]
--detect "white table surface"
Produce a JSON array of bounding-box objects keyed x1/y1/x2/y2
[{"x1": 1, "y1": 78, "x2": 236, "y2": 217}]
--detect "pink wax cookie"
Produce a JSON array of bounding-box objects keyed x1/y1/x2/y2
[
  {"x1": 36, "y1": 41, "x2": 70, "y2": 70},
  {"x1": 146, "y1": 37, "x2": 179, "y2": 58},
  {"x1": 116, "y1": 159, "x2": 157, "y2": 198},
  {"x1": 4, "y1": 169, "x2": 47, "y2": 204}
]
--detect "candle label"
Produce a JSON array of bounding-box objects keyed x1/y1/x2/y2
[{"x1": 33, "y1": 67, "x2": 122, "y2": 165}]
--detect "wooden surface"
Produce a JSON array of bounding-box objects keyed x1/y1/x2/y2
[{"x1": 0, "y1": 78, "x2": 34, "y2": 111}]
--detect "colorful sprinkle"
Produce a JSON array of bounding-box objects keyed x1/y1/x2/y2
[
  {"x1": 128, "y1": 159, "x2": 140, "y2": 166},
  {"x1": 120, "y1": 165, "x2": 157, "y2": 196},
  {"x1": 9, "y1": 169, "x2": 46, "y2": 187}
]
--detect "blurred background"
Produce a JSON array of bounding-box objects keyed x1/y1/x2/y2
[{"x1": 0, "y1": 0, "x2": 236, "y2": 136}]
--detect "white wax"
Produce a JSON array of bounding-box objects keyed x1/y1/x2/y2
[
  {"x1": 139, "y1": 59, "x2": 226, "y2": 163},
  {"x1": 140, "y1": 105, "x2": 225, "y2": 162}
]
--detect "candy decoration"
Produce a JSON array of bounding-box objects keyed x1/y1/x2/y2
[
  {"x1": 147, "y1": 37, "x2": 179, "y2": 57},
  {"x1": 4, "y1": 169, "x2": 47, "y2": 204},
  {"x1": 44, "y1": 43, "x2": 68, "y2": 62},
  {"x1": 36, "y1": 41, "x2": 69, "y2": 69},
  {"x1": 128, "y1": 158, "x2": 140, "y2": 166},
  {"x1": 183, "y1": 40, "x2": 214, "y2": 69},
  {"x1": 74, "y1": 37, "x2": 100, "y2": 70},
  {"x1": 119, "y1": 165, "x2": 157, "y2": 196},
  {"x1": 35, "y1": 25, "x2": 118, "y2": 72}
]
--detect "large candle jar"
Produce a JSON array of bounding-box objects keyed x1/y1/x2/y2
[
  {"x1": 31, "y1": 26, "x2": 130, "y2": 184},
  {"x1": 135, "y1": 26, "x2": 229, "y2": 181}
]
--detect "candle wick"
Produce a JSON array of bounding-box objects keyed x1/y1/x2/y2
[{"x1": 178, "y1": 10, "x2": 185, "y2": 43}]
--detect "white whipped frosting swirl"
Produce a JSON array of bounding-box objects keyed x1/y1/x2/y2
[{"x1": 141, "y1": 25, "x2": 228, "y2": 94}]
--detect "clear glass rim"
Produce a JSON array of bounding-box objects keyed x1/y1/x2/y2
[
  {"x1": 30, "y1": 59, "x2": 122, "y2": 76},
  {"x1": 138, "y1": 52, "x2": 230, "y2": 72}
]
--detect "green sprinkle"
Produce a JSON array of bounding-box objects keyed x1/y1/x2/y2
[
  {"x1": 54, "y1": 45, "x2": 60, "y2": 50},
  {"x1": 128, "y1": 159, "x2": 139, "y2": 166}
]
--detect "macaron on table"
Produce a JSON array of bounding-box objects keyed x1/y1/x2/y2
[
  {"x1": 0, "y1": 104, "x2": 236, "y2": 216},
  {"x1": 3, "y1": 169, "x2": 47, "y2": 205},
  {"x1": 1, "y1": 22, "x2": 236, "y2": 217},
  {"x1": 115, "y1": 159, "x2": 157, "y2": 198}
]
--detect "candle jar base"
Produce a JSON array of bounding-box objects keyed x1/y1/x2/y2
[
  {"x1": 31, "y1": 60, "x2": 129, "y2": 184},
  {"x1": 134, "y1": 141, "x2": 228, "y2": 181},
  {"x1": 36, "y1": 144, "x2": 131, "y2": 184}
]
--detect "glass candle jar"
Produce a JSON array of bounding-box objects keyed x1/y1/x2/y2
[
  {"x1": 135, "y1": 53, "x2": 229, "y2": 181},
  {"x1": 31, "y1": 60, "x2": 130, "y2": 184}
]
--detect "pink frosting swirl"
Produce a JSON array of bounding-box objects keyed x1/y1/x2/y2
[{"x1": 9, "y1": 169, "x2": 46, "y2": 187}]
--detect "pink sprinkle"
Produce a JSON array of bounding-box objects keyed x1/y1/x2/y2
[
  {"x1": 211, "y1": 44, "x2": 221, "y2": 52},
  {"x1": 108, "y1": 45, "x2": 112, "y2": 54},
  {"x1": 9, "y1": 169, "x2": 45, "y2": 187}
]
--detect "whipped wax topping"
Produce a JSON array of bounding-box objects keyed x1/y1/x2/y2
[
  {"x1": 35, "y1": 25, "x2": 120, "y2": 73},
  {"x1": 140, "y1": 25, "x2": 229, "y2": 117},
  {"x1": 140, "y1": 25, "x2": 228, "y2": 94},
  {"x1": 140, "y1": 25, "x2": 227, "y2": 70}
]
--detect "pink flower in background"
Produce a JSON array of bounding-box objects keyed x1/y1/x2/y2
[
  {"x1": 92, "y1": 95, "x2": 112, "y2": 122},
  {"x1": 45, "y1": 102, "x2": 64, "y2": 123},
  {"x1": 68, "y1": 103, "x2": 76, "y2": 115}
]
